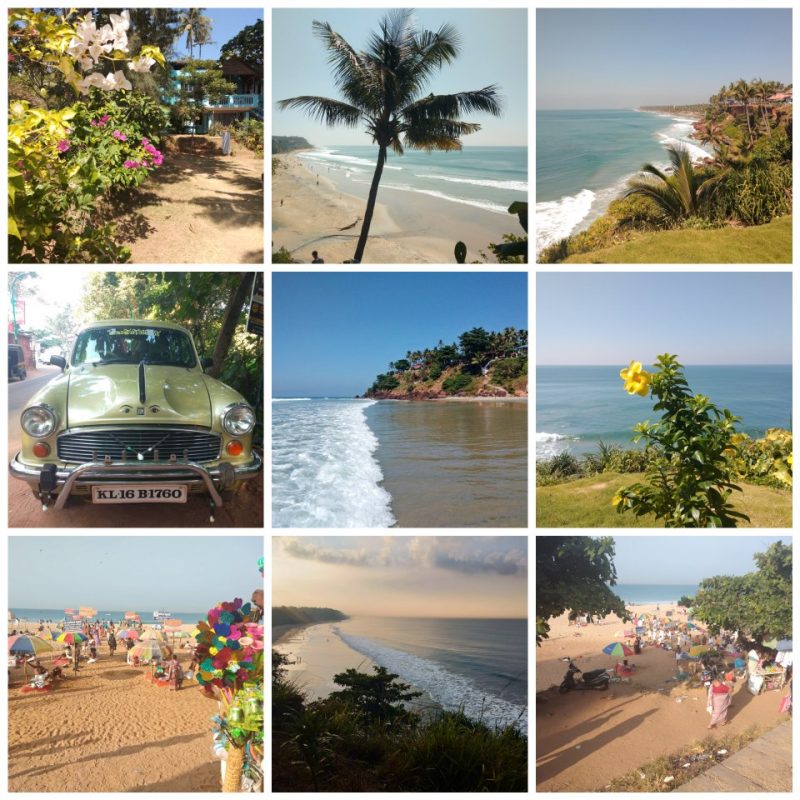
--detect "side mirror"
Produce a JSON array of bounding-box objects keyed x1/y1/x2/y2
[
  {"x1": 201, "y1": 357, "x2": 213, "y2": 370},
  {"x1": 50, "y1": 355, "x2": 67, "y2": 371}
]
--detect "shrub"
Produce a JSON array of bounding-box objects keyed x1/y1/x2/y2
[
  {"x1": 492, "y1": 357, "x2": 526, "y2": 384},
  {"x1": 442, "y1": 372, "x2": 474, "y2": 395},
  {"x1": 613, "y1": 355, "x2": 750, "y2": 527},
  {"x1": 727, "y1": 428, "x2": 792, "y2": 488},
  {"x1": 271, "y1": 246, "x2": 295, "y2": 263},
  {"x1": 371, "y1": 373, "x2": 400, "y2": 392}
]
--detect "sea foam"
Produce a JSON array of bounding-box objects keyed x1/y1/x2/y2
[
  {"x1": 272, "y1": 399, "x2": 395, "y2": 528},
  {"x1": 535, "y1": 188, "x2": 595, "y2": 253},
  {"x1": 415, "y1": 173, "x2": 528, "y2": 192},
  {"x1": 536, "y1": 431, "x2": 578, "y2": 460},
  {"x1": 335, "y1": 628, "x2": 528, "y2": 735}
]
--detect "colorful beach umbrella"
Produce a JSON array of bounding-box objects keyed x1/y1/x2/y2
[
  {"x1": 602, "y1": 642, "x2": 634, "y2": 657},
  {"x1": 117, "y1": 629, "x2": 140, "y2": 640},
  {"x1": 140, "y1": 629, "x2": 167, "y2": 642},
  {"x1": 56, "y1": 632, "x2": 87, "y2": 645},
  {"x1": 164, "y1": 618, "x2": 183, "y2": 628},
  {"x1": 689, "y1": 645, "x2": 709, "y2": 657},
  {"x1": 124, "y1": 611, "x2": 140, "y2": 620},
  {"x1": 129, "y1": 641, "x2": 172, "y2": 663},
  {"x1": 8, "y1": 635, "x2": 55, "y2": 655}
]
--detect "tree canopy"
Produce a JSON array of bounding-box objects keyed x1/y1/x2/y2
[
  {"x1": 688, "y1": 541, "x2": 792, "y2": 646},
  {"x1": 536, "y1": 536, "x2": 629, "y2": 644},
  {"x1": 220, "y1": 19, "x2": 263, "y2": 69},
  {"x1": 330, "y1": 666, "x2": 422, "y2": 722}
]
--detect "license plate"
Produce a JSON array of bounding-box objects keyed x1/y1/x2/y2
[{"x1": 91, "y1": 484, "x2": 188, "y2": 504}]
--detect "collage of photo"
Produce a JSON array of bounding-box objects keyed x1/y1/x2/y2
[{"x1": 2, "y1": 2, "x2": 796, "y2": 797}]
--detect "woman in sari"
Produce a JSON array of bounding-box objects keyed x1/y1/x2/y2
[{"x1": 707, "y1": 678, "x2": 732, "y2": 728}]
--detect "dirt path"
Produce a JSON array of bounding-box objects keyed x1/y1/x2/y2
[{"x1": 116, "y1": 137, "x2": 263, "y2": 264}]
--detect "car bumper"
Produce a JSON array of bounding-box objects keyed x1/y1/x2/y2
[{"x1": 9, "y1": 452, "x2": 262, "y2": 509}]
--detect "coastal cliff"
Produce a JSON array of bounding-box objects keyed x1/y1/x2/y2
[
  {"x1": 364, "y1": 327, "x2": 528, "y2": 399},
  {"x1": 272, "y1": 135, "x2": 312, "y2": 154},
  {"x1": 272, "y1": 606, "x2": 348, "y2": 626}
]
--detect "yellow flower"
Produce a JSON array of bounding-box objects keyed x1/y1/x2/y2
[
  {"x1": 611, "y1": 493, "x2": 622, "y2": 507},
  {"x1": 788, "y1": 454, "x2": 793, "y2": 468},
  {"x1": 619, "y1": 361, "x2": 651, "y2": 397}
]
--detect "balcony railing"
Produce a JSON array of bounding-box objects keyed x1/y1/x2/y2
[{"x1": 206, "y1": 94, "x2": 262, "y2": 109}]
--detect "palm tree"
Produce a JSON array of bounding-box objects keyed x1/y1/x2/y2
[
  {"x1": 178, "y1": 9, "x2": 211, "y2": 59},
  {"x1": 751, "y1": 78, "x2": 772, "y2": 137},
  {"x1": 625, "y1": 145, "x2": 710, "y2": 222},
  {"x1": 732, "y1": 78, "x2": 754, "y2": 144},
  {"x1": 278, "y1": 10, "x2": 502, "y2": 263}
]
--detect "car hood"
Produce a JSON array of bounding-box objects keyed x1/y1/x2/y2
[{"x1": 66, "y1": 364, "x2": 212, "y2": 427}]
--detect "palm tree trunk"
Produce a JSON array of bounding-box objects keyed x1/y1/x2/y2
[{"x1": 353, "y1": 145, "x2": 386, "y2": 263}]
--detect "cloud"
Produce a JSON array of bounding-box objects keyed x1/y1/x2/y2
[{"x1": 282, "y1": 538, "x2": 369, "y2": 567}]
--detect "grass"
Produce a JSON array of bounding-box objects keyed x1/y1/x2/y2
[
  {"x1": 537, "y1": 472, "x2": 792, "y2": 528},
  {"x1": 603, "y1": 724, "x2": 774, "y2": 792},
  {"x1": 560, "y1": 215, "x2": 791, "y2": 263}
]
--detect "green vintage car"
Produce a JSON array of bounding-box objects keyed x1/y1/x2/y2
[{"x1": 10, "y1": 319, "x2": 261, "y2": 513}]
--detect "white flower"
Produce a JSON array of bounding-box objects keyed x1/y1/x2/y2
[
  {"x1": 128, "y1": 55, "x2": 155, "y2": 73},
  {"x1": 76, "y1": 72, "x2": 106, "y2": 95},
  {"x1": 105, "y1": 70, "x2": 132, "y2": 91},
  {"x1": 108, "y1": 11, "x2": 131, "y2": 52}
]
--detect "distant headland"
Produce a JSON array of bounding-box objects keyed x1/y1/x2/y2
[{"x1": 272, "y1": 136, "x2": 312, "y2": 154}]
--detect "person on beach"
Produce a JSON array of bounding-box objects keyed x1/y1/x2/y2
[
  {"x1": 634, "y1": 636, "x2": 641, "y2": 654},
  {"x1": 707, "y1": 678, "x2": 732, "y2": 728},
  {"x1": 311, "y1": 250, "x2": 325, "y2": 263},
  {"x1": 168, "y1": 655, "x2": 183, "y2": 691},
  {"x1": 108, "y1": 632, "x2": 117, "y2": 656}
]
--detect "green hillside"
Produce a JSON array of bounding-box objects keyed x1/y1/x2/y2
[
  {"x1": 561, "y1": 215, "x2": 791, "y2": 263},
  {"x1": 272, "y1": 606, "x2": 348, "y2": 626}
]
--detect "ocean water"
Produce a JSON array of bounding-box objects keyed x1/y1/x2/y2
[
  {"x1": 536, "y1": 109, "x2": 711, "y2": 252},
  {"x1": 613, "y1": 585, "x2": 699, "y2": 605},
  {"x1": 335, "y1": 617, "x2": 528, "y2": 734},
  {"x1": 9, "y1": 608, "x2": 208, "y2": 623},
  {"x1": 537, "y1": 365, "x2": 792, "y2": 459},
  {"x1": 297, "y1": 145, "x2": 527, "y2": 216},
  {"x1": 272, "y1": 398, "x2": 395, "y2": 528}
]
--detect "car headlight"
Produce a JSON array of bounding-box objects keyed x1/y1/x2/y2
[
  {"x1": 221, "y1": 403, "x2": 255, "y2": 436},
  {"x1": 22, "y1": 405, "x2": 58, "y2": 438}
]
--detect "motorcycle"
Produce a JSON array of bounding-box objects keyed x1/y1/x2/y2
[{"x1": 558, "y1": 657, "x2": 611, "y2": 693}]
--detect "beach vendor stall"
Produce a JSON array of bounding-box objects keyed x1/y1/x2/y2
[
  {"x1": 747, "y1": 641, "x2": 788, "y2": 694},
  {"x1": 193, "y1": 557, "x2": 264, "y2": 792}
]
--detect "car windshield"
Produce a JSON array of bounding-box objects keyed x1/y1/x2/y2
[{"x1": 72, "y1": 326, "x2": 196, "y2": 368}]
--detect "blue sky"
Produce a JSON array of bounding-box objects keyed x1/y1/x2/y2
[
  {"x1": 608, "y1": 536, "x2": 788, "y2": 584},
  {"x1": 273, "y1": 272, "x2": 528, "y2": 396},
  {"x1": 537, "y1": 272, "x2": 792, "y2": 365},
  {"x1": 172, "y1": 8, "x2": 262, "y2": 61},
  {"x1": 537, "y1": 8, "x2": 792, "y2": 109},
  {"x1": 273, "y1": 8, "x2": 527, "y2": 146},
  {"x1": 8, "y1": 537, "x2": 263, "y2": 611}
]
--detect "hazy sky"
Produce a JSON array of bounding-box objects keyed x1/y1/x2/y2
[
  {"x1": 537, "y1": 272, "x2": 792, "y2": 365},
  {"x1": 273, "y1": 536, "x2": 528, "y2": 618},
  {"x1": 9, "y1": 537, "x2": 263, "y2": 611},
  {"x1": 273, "y1": 272, "x2": 528, "y2": 396},
  {"x1": 537, "y1": 8, "x2": 792, "y2": 109},
  {"x1": 273, "y1": 8, "x2": 527, "y2": 146},
  {"x1": 608, "y1": 536, "x2": 788, "y2": 584}
]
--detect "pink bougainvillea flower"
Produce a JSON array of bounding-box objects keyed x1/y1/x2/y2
[
  {"x1": 57, "y1": 139, "x2": 70, "y2": 153},
  {"x1": 123, "y1": 159, "x2": 141, "y2": 169},
  {"x1": 112, "y1": 129, "x2": 127, "y2": 141}
]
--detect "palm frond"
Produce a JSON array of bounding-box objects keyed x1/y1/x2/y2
[
  {"x1": 403, "y1": 118, "x2": 481, "y2": 151},
  {"x1": 401, "y1": 85, "x2": 502, "y2": 127},
  {"x1": 276, "y1": 96, "x2": 361, "y2": 127},
  {"x1": 407, "y1": 24, "x2": 460, "y2": 86},
  {"x1": 624, "y1": 178, "x2": 683, "y2": 221}
]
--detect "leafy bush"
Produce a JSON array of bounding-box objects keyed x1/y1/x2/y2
[
  {"x1": 8, "y1": 9, "x2": 166, "y2": 262},
  {"x1": 371, "y1": 373, "x2": 400, "y2": 392},
  {"x1": 492, "y1": 357, "x2": 526, "y2": 384},
  {"x1": 613, "y1": 355, "x2": 750, "y2": 527},
  {"x1": 271, "y1": 246, "x2": 295, "y2": 263},
  {"x1": 442, "y1": 372, "x2": 474, "y2": 395},
  {"x1": 727, "y1": 428, "x2": 792, "y2": 488},
  {"x1": 717, "y1": 162, "x2": 792, "y2": 225}
]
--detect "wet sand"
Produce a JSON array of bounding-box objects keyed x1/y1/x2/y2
[
  {"x1": 366, "y1": 399, "x2": 527, "y2": 527},
  {"x1": 273, "y1": 622, "x2": 376, "y2": 701},
  {"x1": 272, "y1": 154, "x2": 513, "y2": 264}
]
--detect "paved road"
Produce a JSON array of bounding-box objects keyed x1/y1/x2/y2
[
  {"x1": 7, "y1": 368, "x2": 263, "y2": 528},
  {"x1": 676, "y1": 720, "x2": 792, "y2": 792}
]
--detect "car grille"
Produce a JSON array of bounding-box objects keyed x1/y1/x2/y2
[{"x1": 57, "y1": 428, "x2": 221, "y2": 463}]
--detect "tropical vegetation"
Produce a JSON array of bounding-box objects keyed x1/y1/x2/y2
[
  {"x1": 273, "y1": 652, "x2": 527, "y2": 791},
  {"x1": 278, "y1": 10, "x2": 502, "y2": 263},
  {"x1": 365, "y1": 327, "x2": 527, "y2": 397},
  {"x1": 540, "y1": 78, "x2": 792, "y2": 263}
]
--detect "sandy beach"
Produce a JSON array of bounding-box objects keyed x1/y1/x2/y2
[
  {"x1": 8, "y1": 623, "x2": 221, "y2": 792},
  {"x1": 536, "y1": 605, "x2": 789, "y2": 790},
  {"x1": 273, "y1": 622, "x2": 376, "y2": 702},
  {"x1": 272, "y1": 154, "x2": 516, "y2": 264}
]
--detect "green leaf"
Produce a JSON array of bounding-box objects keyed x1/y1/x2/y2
[{"x1": 8, "y1": 216, "x2": 21, "y2": 239}]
